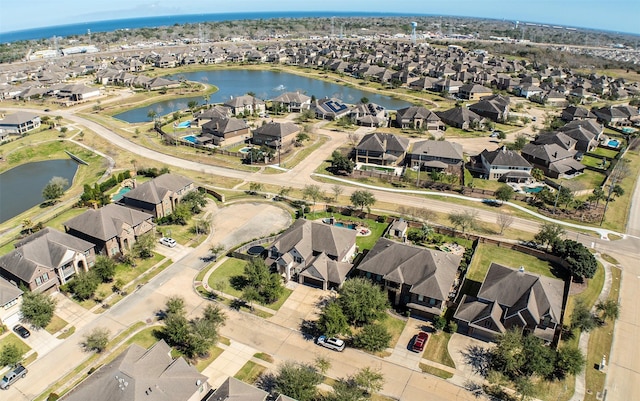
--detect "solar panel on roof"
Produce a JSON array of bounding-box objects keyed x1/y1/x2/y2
[{"x1": 326, "y1": 101, "x2": 347, "y2": 113}]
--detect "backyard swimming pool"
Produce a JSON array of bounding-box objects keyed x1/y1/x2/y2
[
  {"x1": 334, "y1": 222, "x2": 357, "y2": 230},
  {"x1": 607, "y1": 139, "x2": 621, "y2": 148},
  {"x1": 622, "y1": 127, "x2": 636, "y2": 134},
  {"x1": 176, "y1": 120, "x2": 191, "y2": 128},
  {"x1": 239, "y1": 147, "x2": 252, "y2": 153},
  {"x1": 524, "y1": 186, "x2": 544, "y2": 194},
  {"x1": 112, "y1": 186, "x2": 131, "y2": 202},
  {"x1": 183, "y1": 135, "x2": 198, "y2": 144}
]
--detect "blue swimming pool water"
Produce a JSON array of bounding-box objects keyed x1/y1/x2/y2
[
  {"x1": 524, "y1": 186, "x2": 544, "y2": 194},
  {"x1": 112, "y1": 187, "x2": 131, "y2": 202},
  {"x1": 239, "y1": 147, "x2": 252, "y2": 153},
  {"x1": 334, "y1": 222, "x2": 357, "y2": 229},
  {"x1": 607, "y1": 139, "x2": 620, "y2": 148},
  {"x1": 177, "y1": 120, "x2": 191, "y2": 128},
  {"x1": 622, "y1": 127, "x2": 636, "y2": 134},
  {"x1": 183, "y1": 135, "x2": 198, "y2": 144}
]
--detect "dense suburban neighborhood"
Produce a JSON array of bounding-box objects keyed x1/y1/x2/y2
[{"x1": 0, "y1": 13, "x2": 638, "y2": 401}]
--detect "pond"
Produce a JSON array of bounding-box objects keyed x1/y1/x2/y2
[
  {"x1": 113, "y1": 69, "x2": 411, "y2": 123},
  {"x1": 0, "y1": 159, "x2": 79, "y2": 223}
]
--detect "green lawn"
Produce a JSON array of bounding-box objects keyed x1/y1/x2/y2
[
  {"x1": 379, "y1": 314, "x2": 407, "y2": 350},
  {"x1": 590, "y1": 147, "x2": 618, "y2": 159},
  {"x1": 556, "y1": 170, "x2": 605, "y2": 191},
  {"x1": 419, "y1": 363, "x2": 454, "y2": 379},
  {"x1": 0, "y1": 333, "x2": 32, "y2": 359},
  {"x1": 581, "y1": 155, "x2": 607, "y2": 170},
  {"x1": 303, "y1": 211, "x2": 388, "y2": 251},
  {"x1": 234, "y1": 360, "x2": 265, "y2": 384},
  {"x1": 45, "y1": 315, "x2": 68, "y2": 334},
  {"x1": 422, "y1": 331, "x2": 455, "y2": 368},
  {"x1": 195, "y1": 346, "x2": 224, "y2": 372},
  {"x1": 466, "y1": 243, "x2": 561, "y2": 283},
  {"x1": 208, "y1": 258, "x2": 248, "y2": 298}
]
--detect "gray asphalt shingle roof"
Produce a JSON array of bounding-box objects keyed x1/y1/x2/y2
[{"x1": 63, "y1": 204, "x2": 153, "y2": 241}]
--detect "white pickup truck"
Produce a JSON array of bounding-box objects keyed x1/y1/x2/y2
[{"x1": 1, "y1": 363, "x2": 27, "y2": 390}]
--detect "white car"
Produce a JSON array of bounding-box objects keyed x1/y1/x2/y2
[
  {"x1": 316, "y1": 335, "x2": 345, "y2": 352},
  {"x1": 159, "y1": 237, "x2": 177, "y2": 248}
]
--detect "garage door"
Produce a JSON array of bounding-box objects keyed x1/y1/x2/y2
[
  {"x1": 2, "y1": 311, "x2": 22, "y2": 328},
  {"x1": 302, "y1": 276, "x2": 324, "y2": 289}
]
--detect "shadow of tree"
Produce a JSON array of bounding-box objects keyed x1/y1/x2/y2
[
  {"x1": 299, "y1": 319, "x2": 320, "y2": 341},
  {"x1": 229, "y1": 275, "x2": 247, "y2": 291},
  {"x1": 255, "y1": 372, "x2": 276, "y2": 394},
  {"x1": 461, "y1": 345, "x2": 491, "y2": 377}
]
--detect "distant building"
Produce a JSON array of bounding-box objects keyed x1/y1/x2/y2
[{"x1": 0, "y1": 111, "x2": 41, "y2": 136}]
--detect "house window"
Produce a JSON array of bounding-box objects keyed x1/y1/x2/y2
[
  {"x1": 43, "y1": 273, "x2": 49, "y2": 282},
  {"x1": 417, "y1": 295, "x2": 424, "y2": 302},
  {"x1": 429, "y1": 298, "x2": 437, "y2": 306},
  {"x1": 35, "y1": 277, "x2": 42, "y2": 286},
  {"x1": 4, "y1": 299, "x2": 18, "y2": 309}
]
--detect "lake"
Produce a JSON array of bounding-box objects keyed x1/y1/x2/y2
[
  {"x1": 113, "y1": 69, "x2": 411, "y2": 123},
  {"x1": 0, "y1": 159, "x2": 79, "y2": 223}
]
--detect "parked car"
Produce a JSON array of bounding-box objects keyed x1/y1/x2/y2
[
  {"x1": 411, "y1": 331, "x2": 429, "y2": 352},
  {"x1": 159, "y1": 237, "x2": 177, "y2": 248},
  {"x1": 0, "y1": 364, "x2": 27, "y2": 390},
  {"x1": 316, "y1": 335, "x2": 345, "y2": 352},
  {"x1": 13, "y1": 324, "x2": 30, "y2": 339}
]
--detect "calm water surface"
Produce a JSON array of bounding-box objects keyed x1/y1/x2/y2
[
  {"x1": 114, "y1": 69, "x2": 410, "y2": 123},
  {"x1": 0, "y1": 159, "x2": 78, "y2": 223}
]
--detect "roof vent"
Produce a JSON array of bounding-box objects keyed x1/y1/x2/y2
[
  {"x1": 196, "y1": 379, "x2": 202, "y2": 386},
  {"x1": 519, "y1": 266, "x2": 525, "y2": 273}
]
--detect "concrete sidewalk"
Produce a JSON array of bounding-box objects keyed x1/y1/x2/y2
[{"x1": 201, "y1": 340, "x2": 260, "y2": 389}]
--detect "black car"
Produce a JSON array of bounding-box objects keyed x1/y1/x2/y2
[{"x1": 13, "y1": 324, "x2": 30, "y2": 339}]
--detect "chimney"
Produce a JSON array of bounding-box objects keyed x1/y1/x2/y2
[{"x1": 553, "y1": 151, "x2": 557, "y2": 158}]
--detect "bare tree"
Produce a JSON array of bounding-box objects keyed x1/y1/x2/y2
[
  {"x1": 347, "y1": 132, "x2": 361, "y2": 146},
  {"x1": 331, "y1": 184, "x2": 344, "y2": 202},
  {"x1": 497, "y1": 213, "x2": 514, "y2": 235}
]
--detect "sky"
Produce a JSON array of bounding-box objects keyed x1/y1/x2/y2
[{"x1": 1, "y1": 0, "x2": 639, "y2": 35}]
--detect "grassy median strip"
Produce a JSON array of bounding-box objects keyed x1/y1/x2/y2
[{"x1": 419, "y1": 363, "x2": 454, "y2": 379}]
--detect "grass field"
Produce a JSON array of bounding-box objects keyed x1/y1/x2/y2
[
  {"x1": 45, "y1": 315, "x2": 69, "y2": 334},
  {"x1": 234, "y1": 360, "x2": 266, "y2": 384},
  {"x1": 303, "y1": 211, "x2": 389, "y2": 251},
  {"x1": 419, "y1": 363, "x2": 454, "y2": 379},
  {"x1": 422, "y1": 331, "x2": 455, "y2": 368}
]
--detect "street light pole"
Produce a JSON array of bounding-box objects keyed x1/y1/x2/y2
[{"x1": 416, "y1": 153, "x2": 422, "y2": 187}]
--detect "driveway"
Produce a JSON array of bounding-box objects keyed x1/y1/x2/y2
[
  {"x1": 385, "y1": 317, "x2": 427, "y2": 369},
  {"x1": 447, "y1": 333, "x2": 493, "y2": 386},
  {"x1": 268, "y1": 282, "x2": 326, "y2": 330}
]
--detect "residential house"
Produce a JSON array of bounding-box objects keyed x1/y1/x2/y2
[
  {"x1": 252, "y1": 121, "x2": 301, "y2": 149},
  {"x1": 271, "y1": 91, "x2": 312, "y2": 112},
  {"x1": 0, "y1": 228, "x2": 95, "y2": 293},
  {"x1": 312, "y1": 97, "x2": 351, "y2": 120},
  {"x1": 468, "y1": 94, "x2": 510, "y2": 122},
  {"x1": 521, "y1": 142, "x2": 585, "y2": 179},
  {"x1": 200, "y1": 117, "x2": 250, "y2": 145},
  {"x1": 409, "y1": 140, "x2": 464, "y2": 174},
  {"x1": 267, "y1": 219, "x2": 356, "y2": 288},
  {"x1": 355, "y1": 132, "x2": 409, "y2": 166},
  {"x1": 473, "y1": 146, "x2": 533, "y2": 182},
  {"x1": 454, "y1": 263, "x2": 565, "y2": 343},
  {"x1": 0, "y1": 111, "x2": 41, "y2": 135},
  {"x1": 561, "y1": 106, "x2": 597, "y2": 122},
  {"x1": 349, "y1": 102, "x2": 388, "y2": 127},
  {"x1": 61, "y1": 340, "x2": 210, "y2": 401},
  {"x1": 119, "y1": 174, "x2": 196, "y2": 219},
  {"x1": 355, "y1": 238, "x2": 461, "y2": 319},
  {"x1": 543, "y1": 91, "x2": 569, "y2": 107},
  {"x1": 458, "y1": 84, "x2": 493, "y2": 100},
  {"x1": 516, "y1": 83, "x2": 544, "y2": 99},
  {"x1": 434, "y1": 78, "x2": 463, "y2": 94},
  {"x1": 593, "y1": 104, "x2": 640, "y2": 126},
  {"x1": 56, "y1": 84, "x2": 101, "y2": 102},
  {"x1": 203, "y1": 377, "x2": 267, "y2": 401},
  {"x1": 64, "y1": 204, "x2": 154, "y2": 257},
  {"x1": 437, "y1": 106, "x2": 484, "y2": 130},
  {"x1": 0, "y1": 277, "x2": 23, "y2": 328},
  {"x1": 192, "y1": 105, "x2": 232, "y2": 126},
  {"x1": 224, "y1": 95, "x2": 266, "y2": 116},
  {"x1": 395, "y1": 106, "x2": 444, "y2": 131},
  {"x1": 557, "y1": 119, "x2": 603, "y2": 152}
]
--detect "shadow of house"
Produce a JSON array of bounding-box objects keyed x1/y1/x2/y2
[
  {"x1": 0, "y1": 228, "x2": 95, "y2": 293},
  {"x1": 454, "y1": 263, "x2": 565, "y2": 343},
  {"x1": 119, "y1": 174, "x2": 195, "y2": 219},
  {"x1": 63, "y1": 204, "x2": 154, "y2": 257},
  {"x1": 266, "y1": 219, "x2": 356, "y2": 288},
  {"x1": 355, "y1": 238, "x2": 461, "y2": 320}
]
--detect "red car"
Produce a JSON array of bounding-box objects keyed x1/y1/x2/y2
[{"x1": 412, "y1": 331, "x2": 428, "y2": 352}]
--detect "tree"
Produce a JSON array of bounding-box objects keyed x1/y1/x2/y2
[
  {"x1": 21, "y1": 290, "x2": 56, "y2": 329},
  {"x1": 242, "y1": 286, "x2": 261, "y2": 310},
  {"x1": 611, "y1": 184, "x2": 624, "y2": 199},
  {"x1": 317, "y1": 300, "x2": 350, "y2": 336},
  {"x1": 83, "y1": 328, "x2": 110, "y2": 353},
  {"x1": 165, "y1": 296, "x2": 186, "y2": 315},
  {"x1": 69, "y1": 270, "x2": 100, "y2": 300},
  {"x1": 514, "y1": 376, "x2": 535, "y2": 401},
  {"x1": 302, "y1": 184, "x2": 323, "y2": 205},
  {"x1": 147, "y1": 109, "x2": 157, "y2": 122},
  {"x1": 554, "y1": 346, "x2": 585, "y2": 378},
  {"x1": 521, "y1": 334, "x2": 555, "y2": 378},
  {"x1": 497, "y1": 131, "x2": 507, "y2": 140},
  {"x1": 497, "y1": 213, "x2": 514, "y2": 235},
  {"x1": 534, "y1": 222, "x2": 565, "y2": 250},
  {"x1": 433, "y1": 316, "x2": 447, "y2": 331},
  {"x1": 248, "y1": 182, "x2": 263, "y2": 194},
  {"x1": 350, "y1": 190, "x2": 376, "y2": 212},
  {"x1": 330, "y1": 150, "x2": 354, "y2": 174},
  {"x1": 0, "y1": 344, "x2": 23, "y2": 367},
  {"x1": 588, "y1": 186, "x2": 606, "y2": 206},
  {"x1": 596, "y1": 299, "x2": 620, "y2": 322},
  {"x1": 338, "y1": 278, "x2": 388, "y2": 326},
  {"x1": 331, "y1": 184, "x2": 344, "y2": 202},
  {"x1": 93, "y1": 256, "x2": 116, "y2": 283},
  {"x1": 274, "y1": 361, "x2": 323, "y2": 401},
  {"x1": 42, "y1": 176, "x2": 69, "y2": 203},
  {"x1": 552, "y1": 239, "x2": 597, "y2": 279},
  {"x1": 244, "y1": 258, "x2": 283, "y2": 304},
  {"x1": 181, "y1": 190, "x2": 208, "y2": 214},
  {"x1": 571, "y1": 301, "x2": 598, "y2": 332},
  {"x1": 490, "y1": 329, "x2": 525, "y2": 376},
  {"x1": 531, "y1": 168, "x2": 545, "y2": 182},
  {"x1": 448, "y1": 210, "x2": 478, "y2": 233},
  {"x1": 22, "y1": 219, "x2": 33, "y2": 235},
  {"x1": 351, "y1": 367, "x2": 385, "y2": 395},
  {"x1": 131, "y1": 232, "x2": 156, "y2": 259},
  {"x1": 352, "y1": 322, "x2": 392, "y2": 352},
  {"x1": 187, "y1": 100, "x2": 199, "y2": 113},
  {"x1": 278, "y1": 186, "x2": 292, "y2": 200},
  {"x1": 495, "y1": 185, "x2": 514, "y2": 204},
  {"x1": 163, "y1": 310, "x2": 191, "y2": 347}
]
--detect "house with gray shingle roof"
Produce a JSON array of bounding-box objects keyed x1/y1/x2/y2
[
  {"x1": 458, "y1": 83, "x2": 493, "y2": 100},
  {"x1": 224, "y1": 95, "x2": 266, "y2": 116},
  {"x1": 0, "y1": 277, "x2": 23, "y2": 328},
  {"x1": 200, "y1": 117, "x2": 250, "y2": 145},
  {"x1": 271, "y1": 91, "x2": 312, "y2": 112},
  {"x1": 454, "y1": 263, "x2": 566, "y2": 343},
  {"x1": 61, "y1": 340, "x2": 210, "y2": 401},
  {"x1": 395, "y1": 106, "x2": 444, "y2": 131},
  {"x1": 437, "y1": 106, "x2": 484, "y2": 130},
  {"x1": 252, "y1": 121, "x2": 301, "y2": 150},
  {"x1": 468, "y1": 94, "x2": 510, "y2": 122},
  {"x1": 64, "y1": 204, "x2": 154, "y2": 257},
  {"x1": 521, "y1": 142, "x2": 585, "y2": 179},
  {"x1": 0, "y1": 228, "x2": 95, "y2": 292},
  {"x1": 0, "y1": 111, "x2": 41, "y2": 136},
  {"x1": 119, "y1": 174, "x2": 195, "y2": 219},
  {"x1": 203, "y1": 377, "x2": 267, "y2": 401},
  {"x1": 355, "y1": 238, "x2": 461, "y2": 319},
  {"x1": 355, "y1": 132, "x2": 409, "y2": 166},
  {"x1": 267, "y1": 219, "x2": 356, "y2": 287},
  {"x1": 408, "y1": 140, "x2": 464, "y2": 173},
  {"x1": 472, "y1": 146, "x2": 532, "y2": 182}
]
